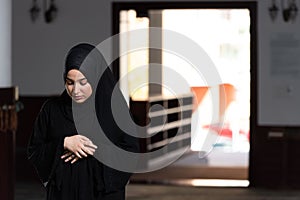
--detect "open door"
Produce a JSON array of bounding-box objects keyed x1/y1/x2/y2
[{"x1": 113, "y1": 2, "x2": 257, "y2": 187}]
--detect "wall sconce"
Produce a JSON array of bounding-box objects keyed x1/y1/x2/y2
[
  {"x1": 282, "y1": 0, "x2": 298, "y2": 22},
  {"x1": 269, "y1": 0, "x2": 298, "y2": 23},
  {"x1": 29, "y1": 0, "x2": 41, "y2": 22},
  {"x1": 29, "y1": 0, "x2": 58, "y2": 23},
  {"x1": 44, "y1": 0, "x2": 58, "y2": 23},
  {"x1": 269, "y1": 0, "x2": 279, "y2": 21}
]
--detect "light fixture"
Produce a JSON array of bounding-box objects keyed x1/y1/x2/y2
[
  {"x1": 289, "y1": 0, "x2": 298, "y2": 22},
  {"x1": 281, "y1": 0, "x2": 298, "y2": 22},
  {"x1": 269, "y1": 0, "x2": 279, "y2": 21},
  {"x1": 44, "y1": 0, "x2": 58, "y2": 23},
  {"x1": 269, "y1": 0, "x2": 298, "y2": 23},
  {"x1": 29, "y1": 0, "x2": 58, "y2": 23},
  {"x1": 29, "y1": 0, "x2": 40, "y2": 22}
]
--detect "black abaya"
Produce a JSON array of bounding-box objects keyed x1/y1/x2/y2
[
  {"x1": 27, "y1": 43, "x2": 139, "y2": 200},
  {"x1": 28, "y1": 91, "x2": 108, "y2": 199}
]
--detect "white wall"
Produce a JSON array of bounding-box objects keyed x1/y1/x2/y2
[
  {"x1": 258, "y1": 1, "x2": 300, "y2": 125},
  {"x1": 0, "y1": 0, "x2": 11, "y2": 87},
  {"x1": 12, "y1": 0, "x2": 110, "y2": 95},
  {"x1": 11, "y1": 0, "x2": 300, "y2": 125},
  {"x1": 12, "y1": 0, "x2": 253, "y2": 96}
]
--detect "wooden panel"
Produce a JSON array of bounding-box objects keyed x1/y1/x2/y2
[
  {"x1": 0, "y1": 87, "x2": 18, "y2": 200},
  {"x1": 250, "y1": 126, "x2": 300, "y2": 189},
  {"x1": 250, "y1": 127, "x2": 285, "y2": 188},
  {"x1": 0, "y1": 130, "x2": 15, "y2": 200}
]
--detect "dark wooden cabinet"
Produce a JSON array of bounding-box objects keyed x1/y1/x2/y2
[{"x1": 250, "y1": 127, "x2": 300, "y2": 189}]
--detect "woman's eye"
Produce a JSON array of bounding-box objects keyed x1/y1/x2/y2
[
  {"x1": 80, "y1": 79, "x2": 88, "y2": 85},
  {"x1": 66, "y1": 81, "x2": 74, "y2": 85}
]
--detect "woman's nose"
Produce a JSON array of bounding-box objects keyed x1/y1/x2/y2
[{"x1": 73, "y1": 83, "x2": 80, "y2": 95}]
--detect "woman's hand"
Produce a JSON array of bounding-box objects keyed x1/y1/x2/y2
[
  {"x1": 63, "y1": 135, "x2": 97, "y2": 160},
  {"x1": 61, "y1": 151, "x2": 80, "y2": 164}
]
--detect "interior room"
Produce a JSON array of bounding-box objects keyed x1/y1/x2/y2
[
  {"x1": 115, "y1": 5, "x2": 251, "y2": 189},
  {"x1": 1, "y1": 0, "x2": 300, "y2": 199}
]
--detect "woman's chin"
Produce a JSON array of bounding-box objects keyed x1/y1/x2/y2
[{"x1": 72, "y1": 98, "x2": 86, "y2": 103}]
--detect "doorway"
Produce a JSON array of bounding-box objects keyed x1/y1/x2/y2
[{"x1": 113, "y1": 2, "x2": 257, "y2": 187}]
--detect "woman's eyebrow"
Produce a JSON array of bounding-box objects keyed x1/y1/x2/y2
[
  {"x1": 66, "y1": 77, "x2": 74, "y2": 82},
  {"x1": 66, "y1": 77, "x2": 87, "y2": 82}
]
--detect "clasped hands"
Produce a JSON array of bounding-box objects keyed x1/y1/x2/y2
[{"x1": 61, "y1": 135, "x2": 97, "y2": 164}]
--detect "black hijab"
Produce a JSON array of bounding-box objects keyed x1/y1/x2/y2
[
  {"x1": 63, "y1": 42, "x2": 116, "y2": 138},
  {"x1": 63, "y1": 43, "x2": 107, "y2": 91},
  {"x1": 63, "y1": 43, "x2": 139, "y2": 175}
]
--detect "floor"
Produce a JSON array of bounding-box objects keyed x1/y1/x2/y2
[
  {"x1": 126, "y1": 184, "x2": 300, "y2": 200},
  {"x1": 15, "y1": 143, "x2": 255, "y2": 200},
  {"x1": 131, "y1": 146, "x2": 249, "y2": 181},
  {"x1": 17, "y1": 137, "x2": 284, "y2": 200},
  {"x1": 15, "y1": 181, "x2": 300, "y2": 200}
]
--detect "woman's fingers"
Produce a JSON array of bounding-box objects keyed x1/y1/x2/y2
[
  {"x1": 79, "y1": 135, "x2": 92, "y2": 142},
  {"x1": 79, "y1": 135, "x2": 98, "y2": 149},
  {"x1": 61, "y1": 151, "x2": 72, "y2": 159},
  {"x1": 83, "y1": 146, "x2": 95, "y2": 155},
  {"x1": 75, "y1": 151, "x2": 82, "y2": 158},
  {"x1": 84, "y1": 141, "x2": 98, "y2": 150},
  {"x1": 71, "y1": 157, "x2": 79, "y2": 164},
  {"x1": 78, "y1": 149, "x2": 88, "y2": 157},
  {"x1": 64, "y1": 135, "x2": 98, "y2": 161},
  {"x1": 61, "y1": 152, "x2": 79, "y2": 164},
  {"x1": 62, "y1": 148, "x2": 96, "y2": 164},
  {"x1": 64, "y1": 153, "x2": 75, "y2": 162}
]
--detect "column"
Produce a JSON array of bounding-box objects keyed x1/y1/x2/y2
[
  {"x1": 0, "y1": 0, "x2": 12, "y2": 87},
  {"x1": 149, "y1": 10, "x2": 162, "y2": 96}
]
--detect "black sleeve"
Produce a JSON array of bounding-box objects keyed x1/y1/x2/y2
[{"x1": 27, "y1": 101, "x2": 65, "y2": 186}]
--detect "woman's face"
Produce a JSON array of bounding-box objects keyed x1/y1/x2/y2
[{"x1": 65, "y1": 69, "x2": 92, "y2": 103}]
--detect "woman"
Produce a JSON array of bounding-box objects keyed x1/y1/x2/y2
[{"x1": 27, "y1": 43, "x2": 139, "y2": 199}]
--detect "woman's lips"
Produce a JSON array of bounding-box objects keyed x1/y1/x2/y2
[{"x1": 74, "y1": 96, "x2": 83, "y2": 100}]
